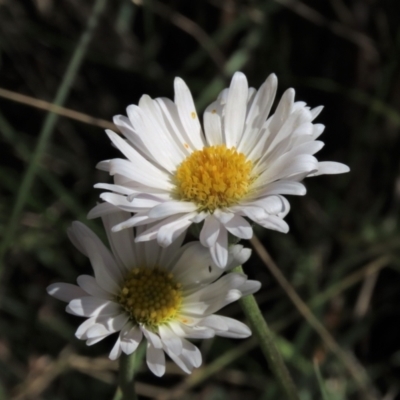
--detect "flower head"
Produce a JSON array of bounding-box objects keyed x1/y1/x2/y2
[
  {"x1": 47, "y1": 209, "x2": 259, "y2": 376},
  {"x1": 90, "y1": 72, "x2": 349, "y2": 267}
]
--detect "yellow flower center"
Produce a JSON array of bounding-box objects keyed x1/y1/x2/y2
[
  {"x1": 175, "y1": 145, "x2": 253, "y2": 212},
  {"x1": 117, "y1": 267, "x2": 182, "y2": 328}
]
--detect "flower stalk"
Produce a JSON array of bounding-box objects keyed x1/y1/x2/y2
[
  {"x1": 117, "y1": 352, "x2": 137, "y2": 400},
  {"x1": 233, "y1": 265, "x2": 300, "y2": 400}
]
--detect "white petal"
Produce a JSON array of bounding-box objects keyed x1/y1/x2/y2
[
  {"x1": 180, "y1": 338, "x2": 202, "y2": 368},
  {"x1": 257, "y1": 154, "x2": 318, "y2": 184},
  {"x1": 167, "y1": 321, "x2": 187, "y2": 337},
  {"x1": 83, "y1": 237, "x2": 122, "y2": 294},
  {"x1": 179, "y1": 302, "x2": 209, "y2": 316},
  {"x1": 158, "y1": 325, "x2": 182, "y2": 356},
  {"x1": 288, "y1": 140, "x2": 325, "y2": 157},
  {"x1": 121, "y1": 325, "x2": 143, "y2": 355},
  {"x1": 253, "y1": 180, "x2": 306, "y2": 197},
  {"x1": 113, "y1": 114, "x2": 146, "y2": 154},
  {"x1": 99, "y1": 192, "x2": 139, "y2": 213},
  {"x1": 106, "y1": 129, "x2": 175, "y2": 184},
  {"x1": 94, "y1": 182, "x2": 135, "y2": 196},
  {"x1": 161, "y1": 343, "x2": 191, "y2": 374},
  {"x1": 87, "y1": 202, "x2": 119, "y2": 220},
  {"x1": 311, "y1": 161, "x2": 350, "y2": 176},
  {"x1": 155, "y1": 97, "x2": 194, "y2": 154},
  {"x1": 101, "y1": 210, "x2": 137, "y2": 272},
  {"x1": 240, "y1": 205, "x2": 268, "y2": 222},
  {"x1": 146, "y1": 343, "x2": 166, "y2": 377},
  {"x1": 156, "y1": 213, "x2": 196, "y2": 247},
  {"x1": 109, "y1": 335, "x2": 122, "y2": 360},
  {"x1": 217, "y1": 88, "x2": 229, "y2": 102},
  {"x1": 265, "y1": 108, "x2": 312, "y2": 155},
  {"x1": 199, "y1": 315, "x2": 228, "y2": 331},
  {"x1": 85, "y1": 313, "x2": 129, "y2": 338},
  {"x1": 202, "y1": 289, "x2": 242, "y2": 315},
  {"x1": 174, "y1": 77, "x2": 205, "y2": 150},
  {"x1": 223, "y1": 215, "x2": 253, "y2": 239},
  {"x1": 227, "y1": 245, "x2": 252, "y2": 268},
  {"x1": 209, "y1": 226, "x2": 228, "y2": 268},
  {"x1": 213, "y1": 209, "x2": 235, "y2": 224},
  {"x1": 126, "y1": 103, "x2": 177, "y2": 172},
  {"x1": 135, "y1": 213, "x2": 194, "y2": 245},
  {"x1": 47, "y1": 283, "x2": 87, "y2": 302},
  {"x1": 112, "y1": 213, "x2": 155, "y2": 231},
  {"x1": 200, "y1": 215, "x2": 220, "y2": 248},
  {"x1": 137, "y1": 95, "x2": 185, "y2": 169},
  {"x1": 141, "y1": 240, "x2": 160, "y2": 267},
  {"x1": 172, "y1": 243, "x2": 222, "y2": 288},
  {"x1": 184, "y1": 273, "x2": 247, "y2": 303},
  {"x1": 96, "y1": 160, "x2": 110, "y2": 172},
  {"x1": 247, "y1": 87, "x2": 257, "y2": 104},
  {"x1": 310, "y1": 105, "x2": 324, "y2": 120},
  {"x1": 67, "y1": 297, "x2": 120, "y2": 317},
  {"x1": 156, "y1": 230, "x2": 187, "y2": 270},
  {"x1": 76, "y1": 275, "x2": 111, "y2": 299},
  {"x1": 256, "y1": 215, "x2": 289, "y2": 233},
  {"x1": 113, "y1": 114, "x2": 147, "y2": 155},
  {"x1": 277, "y1": 195, "x2": 291, "y2": 218},
  {"x1": 203, "y1": 100, "x2": 223, "y2": 145},
  {"x1": 239, "y1": 280, "x2": 261, "y2": 296},
  {"x1": 162, "y1": 337, "x2": 202, "y2": 372},
  {"x1": 292, "y1": 122, "x2": 314, "y2": 138},
  {"x1": 266, "y1": 88, "x2": 295, "y2": 146},
  {"x1": 75, "y1": 317, "x2": 97, "y2": 340},
  {"x1": 108, "y1": 158, "x2": 173, "y2": 191},
  {"x1": 130, "y1": 194, "x2": 166, "y2": 210},
  {"x1": 224, "y1": 72, "x2": 248, "y2": 147},
  {"x1": 86, "y1": 334, "x2": 110, "y2": 346},
  {"x1": 238, "y1": 73, "x2": 278, "y2": 155},
  {"x1": 191, "y1": 211, "x2": 208, "y2": 223},
  {"x1": 241, "y1": 195, "x2": 286, "y2": 215},
  {"x1": 174, "y1": 323, "x2": 215, "y2": 339},
  {"x1": 306, "y1": 123, "x2": 325, "y2": 140},
  {"x1": 67, "y1": 222, "x2": 116, "y2": 271},
  {"x1": 148, "y1": 201, "x2": 197, "y2": 219},
  {"x1": 213, "y1": 316, "x2": 251, "y2": 338},
  {"x1": 141, "y1": 327, "x2": 163, "y2": 349}
]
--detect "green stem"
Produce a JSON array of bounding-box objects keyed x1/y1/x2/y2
[
  {"x1": 233, "y1": 265, "x2": 300, "y2": 400},
  {"x1": 115, "y1": 352, "x2": 138, "y2": 400}
]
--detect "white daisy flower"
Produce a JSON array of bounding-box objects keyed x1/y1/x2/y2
[
  {"x1": 89, "y1": 72, "x2": 349, "y2": 268},
  {"x1": 47, "y1": 209, "x2": 259, "y2": 376}
]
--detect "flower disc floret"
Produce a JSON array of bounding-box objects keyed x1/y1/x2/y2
[
  {"x1": 175, "y1": 144, "x2": 253, "y2": 212},
  {"x1": 117, "y1": 267, "x2": 182, "y2": 328}
]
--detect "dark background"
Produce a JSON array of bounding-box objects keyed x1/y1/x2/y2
[{"x1": 1, "y1": 0, "x2": 400, "y2": 399}]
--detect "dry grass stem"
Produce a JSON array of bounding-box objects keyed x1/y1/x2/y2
[
  {"x1": 0, "y1": 87, "x2": 116, "y2": 131},
  {"x1": 250, "y1": 235, "x2": 386, "y2": 400},
  {"x1": 353, "y1": 270, "x2": 380, "y2": 319}
]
